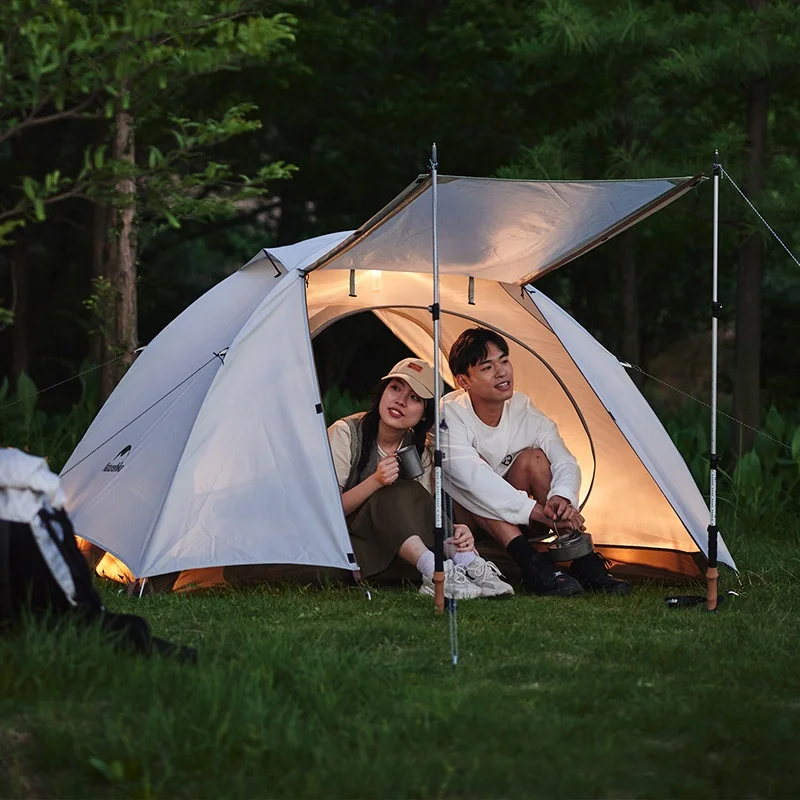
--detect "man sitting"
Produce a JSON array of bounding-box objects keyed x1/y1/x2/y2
[{"x1": 441, "y1": 327, "x2": 630, "y2": 597}]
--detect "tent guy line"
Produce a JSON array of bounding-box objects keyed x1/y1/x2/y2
[
  {"x1": 720, "y1": 165, "x2": 800, "y2": 272},
  {"x1": 0, "y1": 348, "x2": 139, "y2": 412},
  {"x1": 60, "y1": 352, "x2": 222, "y2": 478},
  {"x1": 623, "y1": 362, "x2": 800, "y2": 458}
]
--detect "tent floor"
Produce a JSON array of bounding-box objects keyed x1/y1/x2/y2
[
  {"x1": 131, "y1": 539, "x2": 705, "y2": 595},
  {"x1": 78, "y1": 533, "x2": 705, "y2": 595}
]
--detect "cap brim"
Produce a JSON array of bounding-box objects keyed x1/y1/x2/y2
[{"x1": 381, "y1": 372, "x2": 434, "y2": 400}]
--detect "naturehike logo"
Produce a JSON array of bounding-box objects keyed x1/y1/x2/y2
[{"x1": 103, "y1": 445, "x2": 132, "y2": 473}]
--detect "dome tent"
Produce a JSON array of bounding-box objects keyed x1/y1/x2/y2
[{"x1": 61, "y1": 173, "x2": 735, "y2": 589}]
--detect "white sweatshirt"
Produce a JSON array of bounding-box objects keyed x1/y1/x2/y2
[{"x1": 440, "y1": 390, "x2": 581, "y2": 525}]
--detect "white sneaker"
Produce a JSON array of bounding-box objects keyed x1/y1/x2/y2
[
  {"x1": 419, "y1": 561, "x2": 483, "y2": 600},
  {"x1": 465, "y1": 557, "x2": 515, "y2": 598}
]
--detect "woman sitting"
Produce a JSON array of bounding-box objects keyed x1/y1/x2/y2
[{"x1": 327, "y1": 358, "x2": 513, "y2": 599}]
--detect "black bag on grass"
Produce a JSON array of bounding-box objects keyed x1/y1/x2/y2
[{"x1": 0, "y1": 450, "x2": 196, "y2": 663}]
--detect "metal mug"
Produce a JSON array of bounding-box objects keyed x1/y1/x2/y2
[{"x1": 396, "y1": 444, "x2": 424, "y2": 481}]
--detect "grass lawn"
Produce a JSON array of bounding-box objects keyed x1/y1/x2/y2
[{"x1": 2, "y1": 528, "x2": 800, "y2": 799}]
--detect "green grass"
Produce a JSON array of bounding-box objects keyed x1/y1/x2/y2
[{"x1": 2, "y1": 526, "x2": 800, "y2": 799}]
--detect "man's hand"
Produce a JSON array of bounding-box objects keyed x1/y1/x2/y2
[
  {"x1": 373, "y1": 455, "x2": 400, "y2": 486},
  {"x1": 447, "y1": 524, "x2": 475, "y2": 552},
  {"x1": 543, "y1": 495, "x2": 585, "y2": 531}
]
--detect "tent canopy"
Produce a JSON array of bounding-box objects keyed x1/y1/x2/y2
[{"x1": 305, "y1": 174, "x2": 703, "y2": 284}]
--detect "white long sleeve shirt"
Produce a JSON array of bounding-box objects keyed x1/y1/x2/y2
[{"x1": 440, "y1": 390, "x2": 581, "y2": 525}]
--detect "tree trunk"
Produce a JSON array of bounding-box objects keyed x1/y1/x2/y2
[
  {"x1": 619, "y1": 230, "x2": 642, "y2": 385},
  {"x1": 732, "y1": 68, "x2": 769, "y2": 454},
  {"x1": 102, "y1": 89, "x2": 138, "y2": 398},
  {"x1": 10, "y1": 236, "x2": 29, "y2": 381}
]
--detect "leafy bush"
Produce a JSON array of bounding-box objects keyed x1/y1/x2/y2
[
  {"x1": 320, "y1": 386, "x2": 369, "y2": 427},
  {"x1": 653, "y1": 396, "x2": 800, "y2": 520},
  {"x1": 0, "y1": 367, "x2": 100, "y2": 472}
]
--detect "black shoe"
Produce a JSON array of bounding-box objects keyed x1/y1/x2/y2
[
  {"x1": 569, "y1": 551, "x2": 631, "y2": 595},
  {"x1": 523, "y1": 555, "x2": 584, "y2": 597}
]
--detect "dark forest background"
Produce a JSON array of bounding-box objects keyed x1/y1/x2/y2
[{"x1": 1, "y1": 0, "x2": 799, "y2": 504}]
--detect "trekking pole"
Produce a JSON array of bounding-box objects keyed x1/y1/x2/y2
[
  {"x1": 666, "y1": 150, "x2": 724, "y2": 613},
  {"x1": 430, "y1": 142, "x2": 445, "y2": 616},
  {"x1": 707, "y1": 150, "x2": 721, "y2": 612}
]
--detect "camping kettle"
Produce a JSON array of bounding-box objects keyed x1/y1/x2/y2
[{"x1": 397, "y1": 444, "x2": 424, "y2": 481}]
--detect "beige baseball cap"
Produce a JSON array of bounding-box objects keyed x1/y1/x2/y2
[{"x1": 382, "y1": 358, "x2": 435, "y2": 399}]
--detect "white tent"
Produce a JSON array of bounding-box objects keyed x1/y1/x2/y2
[{"x1": 61, "y1": 174, "x2": 735, "y2": 585}]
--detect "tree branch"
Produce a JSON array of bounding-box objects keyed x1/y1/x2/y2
[
  {"x1": 0, "y1": 94, "x2": 101, "y2": 146},
  {"x1": 0, "y1": 186, "x2": 88, "y2": 224}
]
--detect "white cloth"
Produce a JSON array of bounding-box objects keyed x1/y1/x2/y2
[
  {"x1": 440, "y1": 390, "x2": 581, "y2": 525},
  {"x1": 327, "y1": 419, "x2": 433, "y2": 492},
  {"x1": 0, "y1": 448, "x2": 66, "y2": 523}
]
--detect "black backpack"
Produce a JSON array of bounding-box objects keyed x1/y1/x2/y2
[{"x1": 0, "y1": 503, "x2": 196, "y2": 663}]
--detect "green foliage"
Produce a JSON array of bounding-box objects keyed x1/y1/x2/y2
[
  {"x1": 83, "y1": 276, "x2": 117, "y2": 344},
  {"x1": 0, "y1": 303, "x2": 14, "y2": 328},
  {"x1": 0, "y1": 367, "x2": 100, "y2": 472},
  {"x1": 0, "y1": 0, "x2": 298, "y2": 238},
  {"x1": 655, "y1": 395, "x2": 800, "y2": 521},
  {"x1": 321, "y1": 386, "x2": 368, "y2": 427}
]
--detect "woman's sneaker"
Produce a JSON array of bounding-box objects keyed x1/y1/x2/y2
[
  {"x1": 464, "y1": 557, "x2": 515, "y2": 598},
  {"x1": 419, "y1": 561, "x2": 483, "y2": 600}
]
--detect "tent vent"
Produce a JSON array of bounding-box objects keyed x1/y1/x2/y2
[
  {"x1": 349, "y1": 269, "x2": 356, "y2": 297},
  {"x1": 468, "y1": 276, "x2": 475, "y2": 305},
  {"x1": 315, "y1": 403, "x2": 323, "y2": 414}
]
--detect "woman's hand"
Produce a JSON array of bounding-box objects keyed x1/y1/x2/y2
[
  {"x1": 373, "y1": 454, "x2": 400, "y2": 487},
  {"x1": 448, "y1": 524, "x2": 475, "y2": 552}
]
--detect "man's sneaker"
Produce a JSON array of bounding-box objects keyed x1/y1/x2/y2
[
  {"x1": 568, "y1": 551, "x2": 631, "y2": 595},
  {"x1": 419, "y1": 561, "x2": 483, "y2": 600},
  {"x1": 465, "y1": 557, "x2": 515, "y2": 598},
  {"x1": 522, "y1": 555, "x2": 584, "y2": 597}
]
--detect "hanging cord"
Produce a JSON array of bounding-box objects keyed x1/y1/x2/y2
[
  {"x1": 719, "y1": 166, "x2": 800, "y2": 271},
  {"x1": 623, "y1": 363, "x2": 800, "y2": 459},
  {"x1": 0, "y1": 349, "x2": 140, "y2": 412},
  {"x1": 60, "y1": 353, "x2": 222, "y2": 477}
]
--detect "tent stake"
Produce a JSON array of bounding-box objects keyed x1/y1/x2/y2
[
  {"x1": 707, "y1": 150, "x2": 721, "y2": 612},
  {"x1": 430, "y1": 143, "x2": 445, "y2": 617}
]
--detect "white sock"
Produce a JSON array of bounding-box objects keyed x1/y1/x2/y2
[
  {"x1": 416, "y1": 550, "x2": 435, "y2": 578},
  {"x1": 452, "y1": 551, "x2": 477, "y2": 568}
]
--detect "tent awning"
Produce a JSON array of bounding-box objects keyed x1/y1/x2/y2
[{"x1": 306, "y1": 174, "x2": 704, "y2": 284}]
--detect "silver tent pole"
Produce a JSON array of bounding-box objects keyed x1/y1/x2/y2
[
  {"x1": 707, "y1": 150, "x2": 721, "y2": 611},
  {"x1": 430, "y1": 143, "x2": 445, "y2": 615}
]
